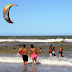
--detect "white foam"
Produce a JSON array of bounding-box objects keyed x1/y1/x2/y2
[
  {"x1": 0, "y1": 38, "x2": 72, "y2": 42},
  {"x1": 0, "y1": 57, "x2": 72, "y2": 66},
  {"x1": 64, "y1": 39, "x2": 72, "y2": 42},
  {"x1": 0, "y1": 39, "x2": 64, "y2": 42}
]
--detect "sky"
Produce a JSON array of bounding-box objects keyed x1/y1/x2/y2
[{"x1": 0, "y1": 0, "x2": 72, "y2": 36}]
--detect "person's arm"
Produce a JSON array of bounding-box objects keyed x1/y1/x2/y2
[
  {"x1": 51, "y1": 48, "x2": 52, "y2": 52},
  {"x1": 22, "y1": 49, "x2": 23, "y2": 57},
  {"x1": 59, "y1": 49, "x2": 60, "y2": 51},
  {"x1": 30, "y1": 49, "x2": 32, "y2": 58},
  {"x1": 26, "y1": 48, "x2": 28, "y2": 56},
  {"x1": 62, "y1": 48, "x2": 63, "y2": 52},
  {"x1": 35, "y1": 48, "x2": 38, "y2": 55}
]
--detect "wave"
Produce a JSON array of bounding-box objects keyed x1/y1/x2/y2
[
  {"x1": 0, "y1": 57, "x2": 72, "y2": 66},
  {"x1": 0, "y1": 39, "x2": 71, "y2": 42},
  {"x1": 0, "y1": 39, "x2": 72, "y2": 42}
]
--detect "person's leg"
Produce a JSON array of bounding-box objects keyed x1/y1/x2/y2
[
  {"x1": 50, "y1": 53, "x2": 52, "y2": 57},
  {"x1": 21, "y1": 54, "x2": 23, "y2": 58},
  {"x1": 59, "y1": 54, "x2": 61, "y2": 57},
  {"x1": 35, "y1": 58, "x2": 37, "y2": 66},
  {"x1": 59, "y1": 54, "x2": 60, "y2": 57},
  {"x1": 24, "y1": 61, "x2": 26, "y2": 66},
  {"x1": 32, "y1": 58, "x2": 34, "y2": 66},
  {"x1": 26, "y1": 61, "x2": 27, "y2": 65},
  {"x1": 23, "y1": 55, "x2": 26, "y2": 66}
]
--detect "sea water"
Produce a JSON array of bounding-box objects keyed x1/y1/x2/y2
[{"x1": 0, "y1": 36, "x2": 72, "y2": 72}]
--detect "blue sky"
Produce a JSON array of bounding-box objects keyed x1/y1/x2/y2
[{"x1": 0, "y1": 0, "x2": 72, "y2": 36}]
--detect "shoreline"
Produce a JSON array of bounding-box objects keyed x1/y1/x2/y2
[{"x1": 0, "y1": 62, "x2": 72, "y2": 72}]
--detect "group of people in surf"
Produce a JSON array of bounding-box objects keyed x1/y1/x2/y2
[
  {"x1": 17, "y1": 44, "x2": 38, "y2": 66},
  {"x1": 17, "y1": 44, "x2": 63, "y2": 66},
  {"x1": 49, "y1": 45, "x2": 63, "y2": 57}
]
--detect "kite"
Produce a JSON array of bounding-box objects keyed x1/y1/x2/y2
[{"x1": 3, "y1": 4, "x2": 17, "y2": 23}]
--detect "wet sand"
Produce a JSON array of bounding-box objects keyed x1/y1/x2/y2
[{"x1": 0, "y1": 62, "x2": 72, "y2": 72}]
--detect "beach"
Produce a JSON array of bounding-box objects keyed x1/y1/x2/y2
[
  {"x1": 0, "y1": 62, "x2": 72, "y2": 72},
  {"x1": 0, "y1": 36, "x2": 72, "y2": 72}
]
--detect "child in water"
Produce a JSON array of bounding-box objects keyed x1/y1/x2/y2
[
  {"x1": 52, "y1": 47, "x2": 56, "y2": 57},
  {"x1": 40, "y1": 48, "x2": 42, "y2": 54}
]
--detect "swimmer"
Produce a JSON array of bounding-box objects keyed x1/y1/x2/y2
[
  {"x1": 6, "y1": 45, "x2": 7, "y2": 48},
  {"x1": 17, "y1": 45, "x2": 22, "y2": 57},
  {"x1": 14, "y1": 48, "x2": 15, "y2": 49},
  {"x1": 52, "y1": 47, "x2": 56, "y2": 57},
  {"x1": 49, "y1": 45, "x2": 53, "y2": 57},
  {"x1": 59, "y1": 45, "x2": 63, "y2": 57},
  {"x1": 40, "y1": 48, "x2": 42, "y2": 54}
]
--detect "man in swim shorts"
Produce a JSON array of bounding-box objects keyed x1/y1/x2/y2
[
  {"x1": 17, "y1": 45, "x2": 22, "y2": 57},
  {"x1": 30, "y1": 44, "x2": 38, "y2": 66},
  {"x1": 22, "y1": 45, "x2": 28, "y2": 66},
  {"x1": 59, "y1": 45, "x2": 63, "y2": 57}
]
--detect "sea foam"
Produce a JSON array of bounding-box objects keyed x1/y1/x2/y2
[
  {"x1": 0, "y1": 57, "x2": 72, "y2": 66},
  {"x1": 0, "y1": 39, "x2": 72, "y2": 42}
]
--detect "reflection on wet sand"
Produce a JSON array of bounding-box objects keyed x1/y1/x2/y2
[
  {"x1": 31, "y1": 66, "x2": 38, "y2": 72},
  {"x1": 22, "y1": 67, "x2": 27, "y2": 72},
  {"x1": 22, "y1": 66, "x2": 38, "y2": 72}
]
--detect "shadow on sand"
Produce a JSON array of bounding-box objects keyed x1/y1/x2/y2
[{"x1": 28, "y1": 62, "x2": 41, "y2": 65}]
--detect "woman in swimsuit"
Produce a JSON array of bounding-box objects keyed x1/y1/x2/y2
[{"x1": 59, "y1": 45, "x2": 63, "y2": 57}]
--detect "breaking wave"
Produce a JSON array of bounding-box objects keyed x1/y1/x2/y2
[
  {"x1": 0, "y1": 39, "x2": 72, "y2": 42},
  {"x1": 0, "y1": 57, "x2": 72, "y2": 66}
]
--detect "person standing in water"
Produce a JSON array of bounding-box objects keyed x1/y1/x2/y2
[
  {"x1": 40, "y1": 48, "x2": 42, "y2": 54},
  {"x1": 22, "y1": 45, "x2": 28, "y2": 66},
  {"x1": 30, "y1": 44, "x2": 38, "y2": 66},
  {"x1": 17, "y1": 45, "x2": 22, "y2": 57},
  {"x1": 52, "y1": 47, "x2": 56, "y2": 57},
  {"x1": 49, "y1": 45, "x2": 53, "y2": 57},
  {"x1": 59, "y1": 45, "x2": 63, "y2": 57}
]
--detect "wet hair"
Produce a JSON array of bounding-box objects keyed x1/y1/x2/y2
[
  {"x1": 14, "y1": 48, "x2": 15, "y2": 49},
  {"x1": 19, "y1": 45, "x2": 21, "y2": 47},
  {"x1": 60, "y1": 45, "x2": 62, "y2": 47},
  {"x1": 53, "y1": 47, "x2": 55, "y2": 50},
  {"x1": 23, "y1": 45, "x2": 26, "y2": 48},
  {"x1": 31, "y1": 44, "x2": 34, "y2": 48},
  {"x1": 50, "y1": 45, "x2": 52, "y2": 47},
  {"x1": 40, "y1": 48, "x2": 41, "y2": 49},
  {"x1": 53, "y1": 47, "x2": 55, "y2": 51},
  {"x1": 6, "y1": 45, "x2": 7, "y2": 47}
]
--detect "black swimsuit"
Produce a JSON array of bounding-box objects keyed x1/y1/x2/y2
[{"x1": 59, "y1": 51, "x2": 62, "y2": 55}]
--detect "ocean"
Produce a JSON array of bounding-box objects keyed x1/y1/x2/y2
[{"x1": 0, "y1": 36, "x2": 72, "y2": 72}]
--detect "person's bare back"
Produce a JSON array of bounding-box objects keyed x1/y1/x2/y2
[
  {"x1": 22, "y1": 48, "x2": 28, "y2": 55},
  {"x1": 30, "y1": 45, "x2": 38, "y2": 66},
  {"x1": 22, "y1": 45, "x2": 28, "y2": 66},
  {"x1": 30, "y1": 48, "x2": 37, "y2": 54}
]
